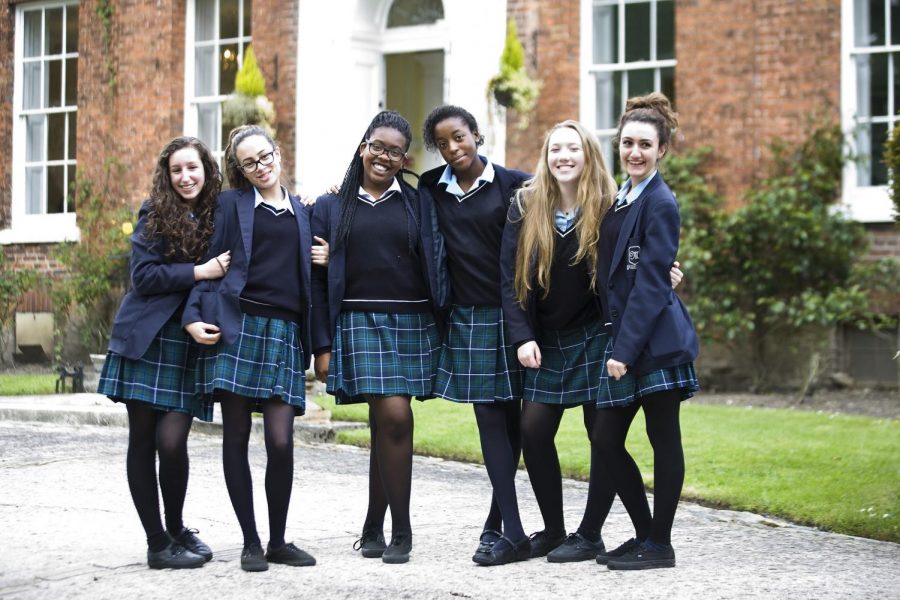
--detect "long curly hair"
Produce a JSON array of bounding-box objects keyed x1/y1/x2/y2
[
  {"x1": 512, "y1": 120, "x2": 617, "y2": 304},
  {"x1": 143, "y1": 136, "x2": 221, "y2": 262}
]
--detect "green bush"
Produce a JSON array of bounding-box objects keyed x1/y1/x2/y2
[
  {"x1": 882, "y1": 121, "x2": 900, "y2": 222},
  {"x1": 0, "y1": 252, "x2": 37, "y2": 364}
]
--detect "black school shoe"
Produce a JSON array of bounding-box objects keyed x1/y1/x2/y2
[
  {"x1": 475, "y1": 529, "x2": 502, "y2": 555},
  {"x1": 546, "y1": 532, "x2": 605, "y2": 563},
  {"x1": 354, "y1": 526, "x2": 387, "y2": 558},
  {"x1": 528, "y1": 530, "x2": 567, "y2": 558},
  {"x1": 596, "y1": 537, "x2": 642, "y2": 565},
  {"x1": 147, "y1": 541, "x2": 206, "y2": 569},
  {"x1": 266, "y1": 542, "x2": 317, "y2": 567},
  {"x1": 240, "y1": 542, "x2": 268, "y2": 572},
  {"x1": 606, "y1": 541, "x2": 675, "y2": 570},
  {"x1": 382, "y1": 532, "x2": 413, "y2": 564},
  {"x1": 171, "y1": 527, "x2": 213, "y2": 562},
  {"x1": 472, "y1": 535, "x2": 532, "y2": 567}
]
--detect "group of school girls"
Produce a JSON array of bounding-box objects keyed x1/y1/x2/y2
[{"x1": 98, "y1": 91, "x2": 699, "y2": 574}]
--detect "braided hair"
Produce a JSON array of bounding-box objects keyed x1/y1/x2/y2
[{"x1": 334, "y1": 111, "x2": 421, "y2": 255}]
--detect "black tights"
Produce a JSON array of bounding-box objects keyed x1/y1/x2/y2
[
  {"x1": 125, "y1": 401, "x2": 193, "y2": 550},
  {"x1": 590, "y1": 389, "x2": 684, "y2": 545},
  {"x1": 521, "y1": 401, "x2": 616, "y2": 540},
  {"x1": 360, "y1": 395, "x2": 414, "y2": 537},
  {"x1": 220, "y1": 392, "x2": 296, "y2": 547},
  {"x1": 473, "y1": 401, "x2": 524, "y2": 541}
]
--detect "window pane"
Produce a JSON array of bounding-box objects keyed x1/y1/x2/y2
[
  {"x1": 24, "y1": 10, "x2": 42, "y2": 58},
  {"x1": 870, "y1": 52, "x2": 889, "y2": 116},
  {"x1": 387, "y1": 0, "x2": 445, "y2": 28},
  {"x1": 46, "y1": 59, "x2": 62, "y2": 108},
  {"x1": 893, "y1": 0, "x2": 900, "y2": 45},
  {"x1": 46, "y1": 8, "x2": 63, "y2": 55},
  {"x1": 244, "y1": 0, "x2": 252, "y2": 36},
  {"x1": 894, "y1": 53, "x2": 900, "y2": 116},
  {"x1": 196, "y1": 0, "x2": 216, "y2": 41},
  {"x1": 26, "y1": 167, "x2": 44, "y2": 214},
  {"x1": 220, "y1": 0, "x2": 239, "y2": 39},
  {"x1": 68, "y1": 113, "x2": 77, "y2": 160},
  {"x1": 23, "y1": 62, "x2": 42, "y2": 110},
  {"x1": 26, "y1": 115, "x2": 45, "y2": 162},
  {"x1": 594, "y1": 71, "x2": 619, "y2": 130},
  {"x1": 870, "y1": 122, "x2": 888, "y2": 185},
  {"x1": 220, "y1": 43, "x2": 239, "y2": 94},
  {"x1": 47, "y1": 166, "x2": 65, "y2": 214},
  {"x1": 195, "y1": 46, "x2": 216, "y2": 96},
  {"x1": 66, "y1": 5, "x2": 79, "y2": 52},
  {"x1": 197, "y1": 103, "x2": 219, "y2": 150},
  {"x1": 625, "y1": 2, "x2": 651, "y2": 62},
  {"x1": 65, "y1": 57, "x2": 78, "y2": 106},
  {"x1": 661, "y1": 66, "x2": 675, "y2": 103},
  {"x1": 48, "y1": 112, "x2": 65, "y2": 161},
  {"x1": 593, "y1": 3, "x2": 618, "y2": 64},
  {"x1": 657, "y1": 0, "x2": 675, "y2": 61},
  {"x1": 628, "y1": 68, "x2": 655, "y2": 98},
  {"x1": 67, "y1": 166, "x2": 77, "y2": 212}
]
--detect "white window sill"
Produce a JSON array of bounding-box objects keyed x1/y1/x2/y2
[
  {"x1": 840, "y1": 185, "x2": 897, "y2": 223},
  {"x1": 0, "y1": 216, "x2": 81, "y2": 244}
]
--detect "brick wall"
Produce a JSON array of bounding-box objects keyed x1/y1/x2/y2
[{"x1": 0, "y1": 3, "x2": 14, "y2": 230}]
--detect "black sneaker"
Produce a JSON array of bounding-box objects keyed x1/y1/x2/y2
[
  {"x1": 266, "y1": 542, "x2": 316, "y2": 567},
  {"x1": 546, "y1": 532, "x2": 605, "y2": 563},
  {"x1": 606, "y1": 541, "x2": 675, "y2": 570},
  {"x1": 240, "y1": 542, "x2": 268, "y2": 572},
  {"x1": 353, "y1": 526, "x2": 387, "y2": 558},
  {"x1": 147, "y1": 541, "x2": 206, "y2": 570},
  {"x1": 596, "y1": 537, "x2": 642, "y2": 565},
  {"x1": 172, "y1": 527, "x2": 213, "y2": 562},
  {"x1": 382, "y1": 532, "x2": 412, "y2": 564},
  {"x1": 528, "y1": 530, "x2": 566, "y2": 558}
]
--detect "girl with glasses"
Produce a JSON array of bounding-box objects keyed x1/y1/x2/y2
[
  {"x1": 311, "y1": 110, "x2": 441, "y2": 564},
  {"x1": 183, "y1": 124, "x2": 328, "y2": 572},
  {"x1": 99, "y1": 136, "x2": 228, "y2": 569}
]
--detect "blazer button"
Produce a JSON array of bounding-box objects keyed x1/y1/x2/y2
[{"x1": 611, "y1": 310, "x2": 618, "y2": 318}]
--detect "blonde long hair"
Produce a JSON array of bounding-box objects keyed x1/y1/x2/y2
[{"x1": 512, "y1": 120, "x2": 617, "y2": 305}]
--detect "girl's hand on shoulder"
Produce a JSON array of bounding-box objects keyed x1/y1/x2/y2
[
  {"x1": 517, "y1": 341, "x2": 542, "y2": 369},
  {"x1": 311, "y1": 236, "x2": 329, "y2": 267},
  {"x1": 185, "y1": 321, "x2": 221, "y2": 345},
  {"x1": 314, "y1": 352, "x2": 331, "y2": 383},
  {"x1": 669, "y1": 260, "x2": 684, "y2": 289},
  {"x1": 299, "y1": 194, "x2": 315, "y2": 206},
  {"x1": 606, "y1": 358, "x2": 627, "y2": 381},
  {"x1": 195, "y1": 251, "x2": 231, "y2": 281},
  {"x1": 327, "y1": 184, "x2": 340, "y2": 195}
]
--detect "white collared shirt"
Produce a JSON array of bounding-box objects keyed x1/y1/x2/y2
[
  {"x1": 438, "y1": 157, "x2": 495, "y2": 199},
  {"x1": 254, "y1": 185, "x2": 294, "y2": 214},
  {"x1": 615, "y1": 170, "x2": 658, "y2": 210},
  {"x1": 358, "y1": 177, "x2": 402, "y2": 205}
]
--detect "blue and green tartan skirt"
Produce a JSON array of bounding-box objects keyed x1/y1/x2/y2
[
  {"x1": 327, "y1": 310, "x2": 439, "y2": 405},
  {"x1": 98, "y1": 318, "x2": 213, "y2": 421},
  {"x1": 523, "y1": 320, "x2": 609, "y2": 407},
  {"x1": 597, "y1": 336, "x2": 700, "y2": 408},
  {"x1": 195, "y1": 313, "x2": 306, "y2": 415},
  {"x1": 433, "y1": 305, "x2": 522, "y2": 403}
]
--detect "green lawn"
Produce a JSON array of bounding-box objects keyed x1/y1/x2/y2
[
  {"x1": 317, "y1": 395, "x2": 900, "y2": 542},
  {"x1": 0, "y1": 373, "x2": 58, "y2": 395}
]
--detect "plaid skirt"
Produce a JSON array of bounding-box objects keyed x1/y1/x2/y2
[
  {"x1": 195, "y1": 313, "x2": 306, "y2": 415},
  {"x1": 98, "y1": 319, "x2": 213, "y2": 421},
  {"x1": 327, "y1": 311, "x2": 439, "y2": 405},
  {"x1": 434, "y1": 305, "x2": 522, "y2": 403},
  {"x1": 523, "y1": 320, "x2": 609, "y2": 407},
  {"x1": 597, "y1": 336, "x2": 700, "y2": 408}
]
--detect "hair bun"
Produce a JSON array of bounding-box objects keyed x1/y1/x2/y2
[{"x1": 624, "y1": 92, "x2": 678, "y2": 134}]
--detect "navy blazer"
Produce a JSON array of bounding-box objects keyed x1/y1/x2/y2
[
  {"x1": 310, "y1": 182, "x2": 439, "y2": 355},
  {"x1": 499, "y1": 199, "x2": 540, "y2": 347},
  {"x1": 606, "y1": 173, "x2": 699, "y2": 375},
  {"x1": 182, "y1": 187, "x2": 314, "y2": 369},
  {"x1": 418, "y1": 159, "x2": 531, "y2": 310},
  {"x1": 107, "y1": 200, "x2": 197, "y2": 360}
]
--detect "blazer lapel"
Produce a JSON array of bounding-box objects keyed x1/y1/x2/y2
[
  {"x1": 236, "y1": 188, "x2": 255, "y2": 263},
  {"x1": 290, "y1": 196, "x2": 312, "y2": 303}
]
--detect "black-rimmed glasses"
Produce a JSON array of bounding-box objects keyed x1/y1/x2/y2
[
  {"x1": 239, "y1": 151, "x2": 276, "y2": 174},
  {"x1": 363, "y1": 140, "x2": 406, "y2": 162}
]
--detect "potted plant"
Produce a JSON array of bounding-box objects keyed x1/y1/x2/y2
[
  {"x1": 222, "y1": 46, "x2": 276, "y2": 141},
  {"x1": 487, "y1": 18, "x2": 541, "y2": 127}
]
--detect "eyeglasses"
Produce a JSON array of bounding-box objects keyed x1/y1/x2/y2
[
  {"x1": 239, "y1": 151, "x2": 276, "y2": 174},
  {"x1": 363, "y1": 140, "x2": 406, "y2": 162}
]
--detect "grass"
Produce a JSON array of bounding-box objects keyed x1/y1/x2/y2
[
  {"x1": 316, "y1": 395, "x2": 900, "y2": 542},
  {"x1": 0, "y1": 373, "x2": 58, "y2": 395}
]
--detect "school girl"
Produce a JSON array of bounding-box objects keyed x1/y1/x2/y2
[
  {"x1": 500, "y1": 120, "x2": 629, "y2": 565},
  {"x1": 98, "y1": 136, "x2": 228, "y2": 569},
  {"x1": 417, "y1": 105, "x2": 532, "y2": 566},
  {"x1": 183, "y1": 124, "x2": 326, "y2": 572},
  {"x1": 591, "y1": 93, "x2": 700, "y2": 570},
  {"x1": 311, "y1": 110, "x2": 440, "y2": 565}
]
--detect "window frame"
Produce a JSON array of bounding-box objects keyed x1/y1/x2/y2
[
  {"x1": 579, "y1": 0, "x2": 676, "y2": 169},
  {"x1": 4, "y1": 0, "x2": 80, "y2": 245},
  {"x1": 841, "y1": 0, "x2": 897, "y2": 223}
]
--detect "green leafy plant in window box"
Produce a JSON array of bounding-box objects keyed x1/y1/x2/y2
[
  {"x1": 487, "y1": 18, "x2": 541, "y2": 128},
  {"x1": 222, "y1": 46, "x2": 276, "y2": 140}
]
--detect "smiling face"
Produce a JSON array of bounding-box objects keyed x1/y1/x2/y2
[
  {"x1": 360, "y1": 126, "x2": 408, "y2": 194},
  {"x1": 235, "y1": 134, "x2": 281, "y2": 191},
  {"x1": 619, "y1": 120, "x2": 666, "y2": 186},
  {"x1": 433, "y1": 117, "x2": 480, "y2": 177},
  {"x1": 546, "y1": 126, "x2": 586, "y2": 189},
  {"x1": 168, "y1": 147, "x2": 206, "y2": 203}
]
